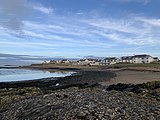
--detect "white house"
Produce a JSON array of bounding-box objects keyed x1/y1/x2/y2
[
  {"x1": 77, "y1": 58, "x2": 100, "y2": 65},
  {"x1": 42, "y1": 60, "x2": 50, "y2": 64},
  {"x1": 102, "y1": 57, "x2": 118, "y2": 65},
  {"x1": 153, "y1": 57, "x2": 159, "y2": 62},
  {"x1": 89, "y1": 59, "x2": 101, "y2": 66},
  {"x1": 120, "y1": 56, "x2": 133, "y2": 63},
  {"x1": 49, "y1": 60, "x2": 56, "y2": 64},
  {"x1": 132, "y1": 55, "x2": 154, "y2": 63},
  {"x1": 60, "y1": 59, "x2": 71, "y2": 64}
]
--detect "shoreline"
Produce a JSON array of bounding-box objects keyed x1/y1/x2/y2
[
  {"x1": 0, "y1": 66, "x2": 160, "y2": 119},
  {"x1": 1, "y1": 65, "x2": 160, "y2": 89},
  {"x1": 0, "y1": 70, "x2": 116, "y2": 90}
]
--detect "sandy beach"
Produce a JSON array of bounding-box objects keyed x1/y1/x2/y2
[
  {"x1": 101, "y1": 70, "x2": 160, "y2": 85},
  {"x1": 17, "y1": 63, "x2": 160, "y2": 86}
]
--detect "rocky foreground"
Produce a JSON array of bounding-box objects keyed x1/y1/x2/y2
[{"x1": 0, "y1": 81, "x2": 160, "y2": 120}]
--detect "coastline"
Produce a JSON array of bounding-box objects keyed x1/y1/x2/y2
[
  {"x1": 0, "y1": 65, "x2": 160, "y2": 119},
  {"x1": 1, "y1": 64, "x2": 160, "y2": 89},
  {"x1": 0, "y1": 70, "x2": 116, "y2": 90}
]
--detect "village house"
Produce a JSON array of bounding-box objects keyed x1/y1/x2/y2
[
  {"x1": 119, "y1": 54, "x2": 156, "y2": 64},
  {"x1": 60, "y1": 59, "x2": 71, "y2": 64},
  {"x1": 120, "y1": 56, "x2": 133, "y2": 63},
  {"x1": 132, "y1": 55, "x2": 154, "y2": 63},
  {"x1": 101, "y1": 54, "x2": 156, "y2": 65},
  {"x1": 153, "y1": 57, "x2": 159, "y2": 62},
  {"x1": 49, "y1": 60, "x2": 56, "y2": 64},
  {"x1": 77, "y1": 58, "x2": 100, "y2": 65},
  {"x1": 42, "y1": 54, "x2": 158, "y2": 66},
  {"x1": 102, "y1": 57, "x2": 118, "y2": 65},
  {"x1": 42, "y1": 60, "x2": 50, "y2": 64},
  {"x1": 89, "y1": 59, "x2": 101, "y2": 66}
]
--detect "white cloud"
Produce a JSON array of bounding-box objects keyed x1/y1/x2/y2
[
  {"x1": 135, "y1": 17, "x2": 160, "y2": 26},
  {"x1": 0, "y1": 0, "x2": 31, "y2": 31},
  {"x1": 115, "y1": 0, "x2": 150, "y2": 5},
  {"x1": 82, "y1": 16, "x2": 160, "y2": 45},
  {"x1": 0, "y1": 41, "x2": 53, "y2": 47},
  {"x1": 21, "y1": 15, "x2": 160, "y2": 47},
  {"x1": 23, "y1": 30, "x2": 46, "y2": 38},
  {"x1": 33, "y1": 4, "x2": 53, "y2": 14},
  {"x1": 1, "y1": 12, "x2": 160, "y2": 57},
  {"x1": 0, "y1": 0, "x2": 53, "y2": 33}
]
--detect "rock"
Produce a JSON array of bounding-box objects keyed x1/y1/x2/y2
[
  {"x1": 1, "y1": 81, "x2": 160, "y2": 120},
  {"x1": 55, "y1": 94, "x2": 61, "y2": 98},
  {"x1": 76, "y1": 112, "x2": 87, "y2": 119},
  {"x1": 55, "y1": 83, "x2": 60, "y2": 86},
  {"x1": 63, "y1": 94, "x2": 68, "y2": 98}
]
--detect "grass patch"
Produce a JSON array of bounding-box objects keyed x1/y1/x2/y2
[{"x1": 108, "y1": 63, "x2": 160, "y2": 69}]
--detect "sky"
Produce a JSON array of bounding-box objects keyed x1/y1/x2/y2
[{"x1": 0, "y1": 0, "x2": 160, "y2": 58}]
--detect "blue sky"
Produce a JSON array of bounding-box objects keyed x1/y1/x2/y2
[{"x1": 0, "y1": 0, "x2": 160, "y2": 58}]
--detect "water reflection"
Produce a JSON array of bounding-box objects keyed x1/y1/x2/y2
[{"x1": 0, "y1": 68, "x2": 74, "y2": 82}]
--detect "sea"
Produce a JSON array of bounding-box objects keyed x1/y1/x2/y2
[{"x1": 0, "y1": 68, "x2": 74, "y2": 82}]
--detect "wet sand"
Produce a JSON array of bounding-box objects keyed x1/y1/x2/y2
[{"x1": 101, "y1": 70, "x2": 160, "y2": 86}]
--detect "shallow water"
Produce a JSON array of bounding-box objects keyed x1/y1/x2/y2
[{"x1": 0, "y1": 68, "x2": 74, "y2": 82}]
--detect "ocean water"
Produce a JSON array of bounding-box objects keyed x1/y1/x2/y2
[{"x1": 0, "y1": 68, "x2": 74, "y2": 82}]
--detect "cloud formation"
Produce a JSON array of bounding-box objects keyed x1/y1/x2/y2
[
  {"x1": 115, "y1": 0, "x2": 150, "y2": 5},
  {"x1": 1, "y1": 14, "x2": 160, "y2": 50},
  {"x1": 33, "y1": 4, "x2": 53, "y2": 14},
  {"x1": 0, "y1": 0, "x2": 31, "y2": 31},
  {"x1": 0, "y1": 0, "x2": 53, "y2": 33},
  {"x1": 0, "y1": 0, "x2": 159, "y2": 57},
  {"x1": 82, "y1": 16, "x2": 160, "y2": 45}
]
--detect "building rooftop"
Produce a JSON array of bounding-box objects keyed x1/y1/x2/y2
[
  {"x1": 121, "y1": 56, "x2": 133, "y2": 60},
  {"x1": 104, "y1": 57, "x2": 117, "y2": 60},
  {"x1": 133, "y1": 54, "x2": 151, "y2": 58}
]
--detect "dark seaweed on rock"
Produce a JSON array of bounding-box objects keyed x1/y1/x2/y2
[
  {"x1": 1, "y1": 82, "x2": 160, "y2": 120},
  {"x1": 106, "y1": 81, "x2": 160, "y2": 93},
  {"x1": 106, "y1": 83, "x2": 134, "y2": 91},
  {"x1": 0, "y1": 71, "x2": 116, "y2": 91}
]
